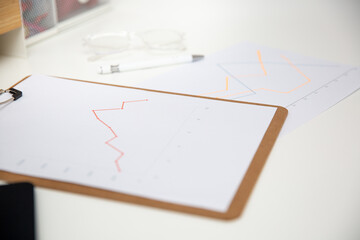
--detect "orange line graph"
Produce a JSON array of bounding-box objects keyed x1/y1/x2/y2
[
  {"x1": 232, "y1": 50, "x2": 268, "y2": 78},
  {"x1": 201, "y1": 50, "x2": 312, "y2": 98},
  {"x1": 257, "y1": 50, "x2": 267, "y2": 76},
  {"x1": 92, "y1": 99, "x2": 148, "y2": 172},
  {"x1": 200, "y1": 77, "x2": 229, "y2": 96}
]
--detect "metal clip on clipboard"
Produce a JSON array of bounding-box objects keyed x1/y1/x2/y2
[{"x1": 0, "y1": 88, "x2": 22, "y2": 105}]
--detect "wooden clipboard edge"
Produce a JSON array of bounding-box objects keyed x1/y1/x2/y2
[
  {"x1": 1, "y1": 75, "x2": 288, "y2": 220},
  {"x1": 10, "y1": 75, "x2": 287, "y2": 109},
  {"x1": 224, "y1": 106, "x2": 287, "y2": 219}
]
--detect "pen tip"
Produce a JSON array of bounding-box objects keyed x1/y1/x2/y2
[{"x1": 192, "y1": 55, "x2": 204, "y2": 62}]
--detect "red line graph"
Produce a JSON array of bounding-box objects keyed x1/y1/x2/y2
[{"x1": 92, "y1": 99, "x2": 148, "y2": 172}]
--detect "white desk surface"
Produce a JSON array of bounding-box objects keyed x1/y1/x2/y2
[{"x1": 1, "y1": 0, "x2": 360, "y2": 239}]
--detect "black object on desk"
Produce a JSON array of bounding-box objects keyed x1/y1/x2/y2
[{"x1": 0, "y1": 182, "x2": 36, "y2": 240}]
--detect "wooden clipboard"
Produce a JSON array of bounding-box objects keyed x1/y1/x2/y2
[{"x1": 0, "y1": 75, "x2": 287, "y2": 220}]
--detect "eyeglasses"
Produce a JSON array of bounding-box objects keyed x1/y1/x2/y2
[{"x1": 83, "y1": 29, "x2": 186, "y2": 61}]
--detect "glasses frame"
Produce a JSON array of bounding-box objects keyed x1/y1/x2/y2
[{"x1": 83, "y1": 29, "x2": 186, "y2": 61}]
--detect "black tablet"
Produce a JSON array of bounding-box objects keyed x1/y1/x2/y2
[{"x1": 0, "y1": 182, "x2": 36, "y2": 240}]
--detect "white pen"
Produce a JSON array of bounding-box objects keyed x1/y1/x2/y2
[{"x1": 98, "y1": 54, "x2": 204, "y2": 74}]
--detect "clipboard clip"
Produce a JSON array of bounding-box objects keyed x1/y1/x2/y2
[{"x1": 0, "y1": 88, "x2": 22, "y2": 105}]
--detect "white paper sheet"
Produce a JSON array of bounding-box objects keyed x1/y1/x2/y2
[
  {"x1": 134, "y1": 43, "x2": 360, "y2": 135},
  {"x1": 0, "y1": 75, "x2": 277, "y2": 212}
]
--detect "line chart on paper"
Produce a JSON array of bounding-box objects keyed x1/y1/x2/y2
[
  {"x1": 139, "y1": 43, "x2": 360, "y2": 134},
  {"x1": 200, "y1": 50, "x2": 313, "y2": 99},
  {"x1": 0, "y1": 74, "x2": 282, "y2": 213},
  {"x1": 92, "y1": 99, "x2": 149, "y2": 172}
]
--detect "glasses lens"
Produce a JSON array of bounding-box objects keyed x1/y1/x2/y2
[
  {"x1": 137, "y1": 30, "x2": 186, "y2": 51},
  {"x1": 84, "y1": 32, "x2": 130, "y2": 54}
]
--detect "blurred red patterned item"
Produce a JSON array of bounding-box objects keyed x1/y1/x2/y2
[
  {"x1": 56, "y1": 0, "x2": 99, "y2": 22},
  {"x1": 21, "y1": 0, "x2": 54, "y2": 38}
]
